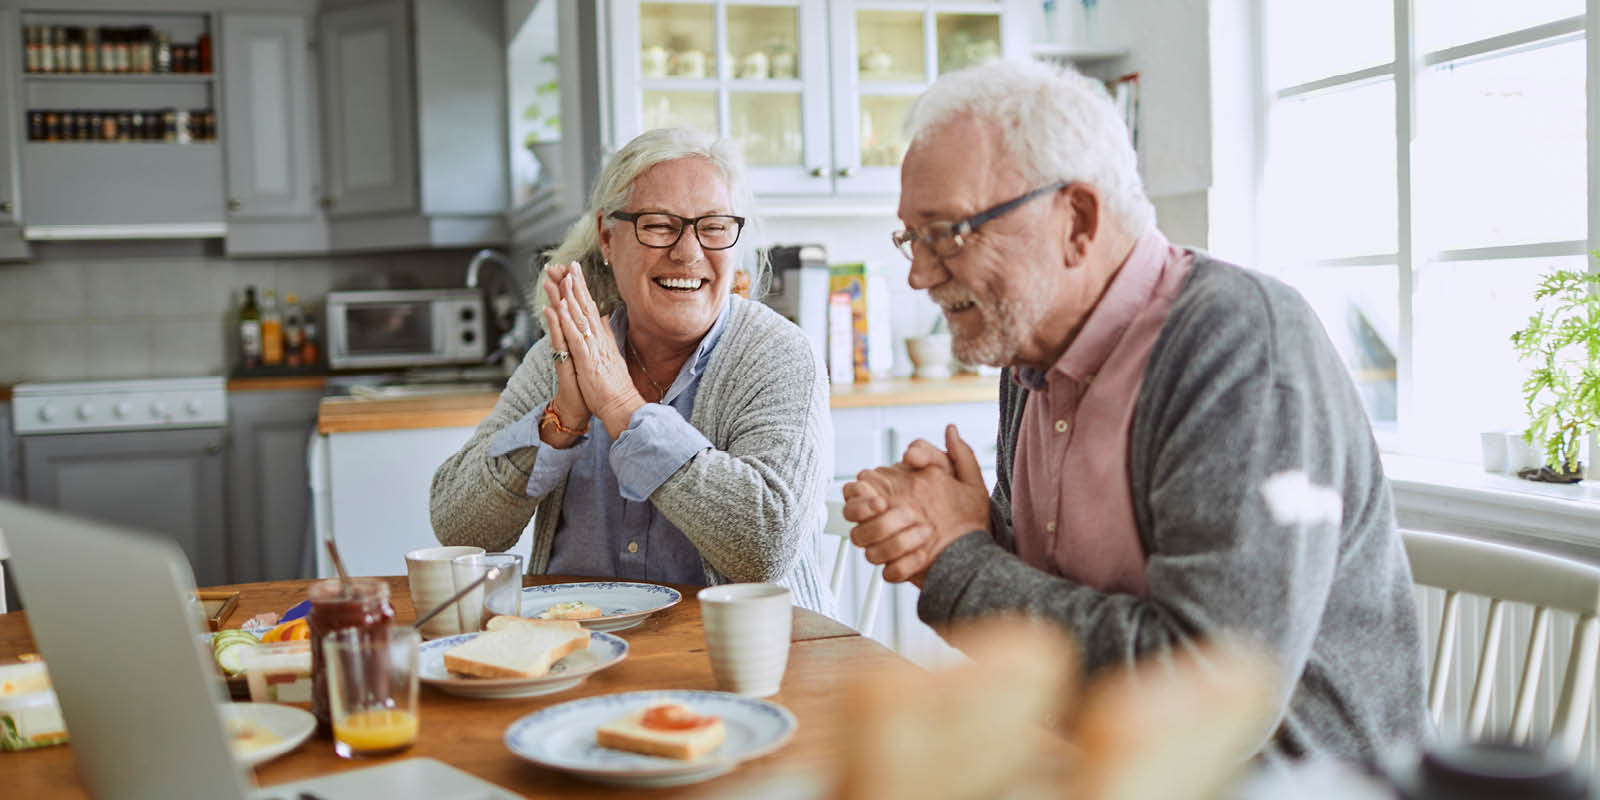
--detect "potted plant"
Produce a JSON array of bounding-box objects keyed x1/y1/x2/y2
[
  {"x1": 521, "y1": 54, "x2": 562, "y2": 185},
  {"x1": 1509, "y1": 262, "x2": 1600, "y2": 483}
]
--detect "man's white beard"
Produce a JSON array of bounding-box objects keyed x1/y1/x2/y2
[{"x1": 949, "y1": 293, "x2": 1032, "y2": 367}]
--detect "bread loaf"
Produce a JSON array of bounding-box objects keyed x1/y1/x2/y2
[
  {"x1": 442, "y1": 624, "x2": 589, "y2": 679},
  {"x1": 595, "y1": 703, "x2": 726, "y2": 760},
  {"x1": 484, "y1": 615, "x2": 583, "y2": 633}
]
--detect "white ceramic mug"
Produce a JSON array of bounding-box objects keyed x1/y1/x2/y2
[
  {"x1": 698, "y1": 583, "x2": 793, "y2": 697},
  {"x1": 404, "y1": 545, "x2": 484, "y2": 639},
  {"x1": 641, "y1": 45, "x2": 669, "y2": 78},
  {"x1": 673, "y1": 49, "x2": 708, "y2": 79}
]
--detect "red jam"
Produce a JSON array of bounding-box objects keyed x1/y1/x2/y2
[
  {"x1": 640, "y1": 704, "x2": 719, "y2": 731},
  {"x1": 307, "y1": 578, "x2": 394, "y2": 733}
]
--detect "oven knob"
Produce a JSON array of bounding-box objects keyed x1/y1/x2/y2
[
  {"x1": 37, "y1": 404, "x2": 57, "y2": 423},
  {"x1": 185, "y1": 399, "x2": 203, "y2": 416},
  {"x1": 76, "y1": 402, "x2": 95, "y2": 421},
  {"x1": 460, "y1": 307, "x2": 475, "y2": 322},
  {"x1": 113, "y1": 401, "x2": 132, "y2": 419},
  {"x1": 151, "y1": 400, "x2": 171, "y2": 418},
  {"x1": 462, "y1": 330, "x2": 476, "y2": 344}
]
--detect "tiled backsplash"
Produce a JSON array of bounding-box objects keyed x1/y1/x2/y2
[{"x1": 0, "y1": 240, "x2": 480, "y2": 383}]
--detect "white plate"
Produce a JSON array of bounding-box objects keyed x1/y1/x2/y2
[
  {"x1": 418, "y1": 631, "x2": 629, "y2": 699},
  {"x1": 222, "y1": 702, "x2": 315, "y2": 768},
  {"x1": 503, "y1": 690, "x2": 798, "y2": 788},
  {"x1": 521, "y1": 582, "x2": 683, "y2": 632}
]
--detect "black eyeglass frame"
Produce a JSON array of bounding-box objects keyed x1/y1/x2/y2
[
  {"x1": 891, "y1": 179, "x2": 1071, "y2": 260},
  {"x1": 607, "y1": 210, "x2": 748, "y2": 251}
]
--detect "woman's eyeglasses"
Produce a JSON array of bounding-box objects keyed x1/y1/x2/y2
[
  {"x1": 609, "y1": 211, "x2": 747, "y2": 251},
  {"x1": 891, "y1": 180, "x2": 1070, "y2": 260}
]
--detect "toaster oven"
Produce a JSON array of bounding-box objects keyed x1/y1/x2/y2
[{"x1": 324, "y1": 289, "x2": 485, "y2": 369}]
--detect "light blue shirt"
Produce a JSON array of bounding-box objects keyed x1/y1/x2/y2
[{"x1": 485, "y1": 303, "x2": 729, "y2": 583}]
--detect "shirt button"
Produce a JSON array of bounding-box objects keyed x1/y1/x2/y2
[
  {"x1": 1054, "y1": 419, "x2": 1069, "y2": 434},
  {"x1": 627, "y1": 541, "x2": 639, "y2": 554},
  {"x1": 1047, "y1": 521, "x2": 1056, "y2": 533}
]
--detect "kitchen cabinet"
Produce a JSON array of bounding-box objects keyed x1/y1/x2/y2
[
  {"x1": 0, "y1": 400, "x2": 16, "y2": 499},
  {"x1": 224, "y1": 0, "x2": 507, "y2": 255},
  {"x1": 605, "y1": 0, "x2": 1028, "y2": 203},
  {"x1": 0, "y1": 11, "x2": 26, "y2": 260},
  {"x1": 227, "y1": 388, "x2": 320, "y2": 583},
  {"x1": 18, "y1": 427, "x2": 229, "y2": 587}
]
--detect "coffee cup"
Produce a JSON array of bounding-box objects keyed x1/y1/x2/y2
[
  {"x1": 738, "y1": 51, "x2": 769, "y2": 80},
  {"x1": 698, "y1": 583, "x2": 793, "y2": 697},
  {"x1": 641, "y1": 45, "x2": 669, "y2": 78},
  {"x1": 673, "y1": 48, "x2": 708, "y2": 79},
  {"x1": 405, "y1": 546, "x2": 483, "y2": 639}
]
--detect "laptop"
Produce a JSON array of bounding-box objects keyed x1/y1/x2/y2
[{"x1": 0, "y1": 499, "x2": 522, "y2": 800}]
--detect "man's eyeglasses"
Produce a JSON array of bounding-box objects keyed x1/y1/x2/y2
[
  {"x1": 891, "y1": 180, "x2": 1070, "y2": 260},
  {"x1": 608, "y1": 210, "x2": 747, "y2": 251}
]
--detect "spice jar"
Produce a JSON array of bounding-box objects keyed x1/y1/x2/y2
[{"x1": 307, "y1": 579, "x2": 395, "y2": 734}]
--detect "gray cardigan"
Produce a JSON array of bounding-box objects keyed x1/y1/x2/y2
[
  {"x1": 429, "y1": 296, "x2": 833, "y2": 615},
  {"x1": 918, "y1": 255, "x2": 1428, "y2": 761}
]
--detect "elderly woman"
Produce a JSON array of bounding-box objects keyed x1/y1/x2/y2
[{"x1": 430, "y1": 128, "x2": 832, "y2": 614}]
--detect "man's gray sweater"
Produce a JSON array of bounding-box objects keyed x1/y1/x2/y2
[{"x1": 918, "y1": 255, "x2": 1428, "y2": 760}]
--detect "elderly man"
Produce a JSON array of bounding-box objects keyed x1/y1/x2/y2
[{"x1": 843, "y1": 59, "x2": 1426, "y2": 761}]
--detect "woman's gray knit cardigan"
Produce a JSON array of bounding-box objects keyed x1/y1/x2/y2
[{"x1": 429, "y1": 296, "x2": 834, "y2": 615}]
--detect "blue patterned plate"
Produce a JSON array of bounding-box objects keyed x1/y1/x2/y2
[
  {"x1": 521, "y1": 582, "x2": 683, "y2": 632},
  {"x1": 503, "y1": 690, "x2": 798, "y2": 788},
  {"x1": 418, "y1": 630, "x2": 628, "y2": 699}
]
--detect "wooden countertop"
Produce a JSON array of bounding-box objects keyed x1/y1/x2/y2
[
  {"x1": 318, "y1": 375, "x2": 999, "y2": 435},
  {"x1": 227, "y1": 376, "x2": 329, "y2": 392}
]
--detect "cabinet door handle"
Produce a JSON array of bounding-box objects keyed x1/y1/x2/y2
[
  {"x1": 320, "y1": 195, "x2": 334, "y2": 210},
  {"x1": 837, "y1": 166, "x2": 857, "y2": 178},
  {"x1": 808, "y1": 166, "x2": 825, "y2": 178},
  {"x1": 205, "y1": 443, "x2": 220, "y2": 455},
  {"x1": 226, "y1": 198, "x2": 241, "y2": 211},
  {"x1": 0, "y1": 200, "x2": 12, "y2": 213}
]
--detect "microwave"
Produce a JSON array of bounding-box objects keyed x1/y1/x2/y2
[{"x1": 325, "y1": 289, "x2": 486, "y2": 369}]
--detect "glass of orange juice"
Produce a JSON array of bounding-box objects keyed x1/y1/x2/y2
[{"x1": 322, "y1": 625, "x2": 420, "y2": 759}]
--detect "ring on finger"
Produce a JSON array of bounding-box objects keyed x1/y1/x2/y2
[{"x1": 552, "y1": 350, "x2": 571, "y2": 363}]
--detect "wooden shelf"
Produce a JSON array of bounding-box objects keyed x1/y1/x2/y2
[{"x1": 23, "y1": 72, "x2": 214, "y2": 84}]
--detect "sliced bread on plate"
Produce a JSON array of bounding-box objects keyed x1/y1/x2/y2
[
  {"x1": 442, "y1": 624, "x2": 589, "y2": 679},
  {"x1": 596, "y1": 703, "x2": 726, "y2": 760}
]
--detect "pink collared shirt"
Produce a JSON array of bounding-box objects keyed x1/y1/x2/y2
[{"x1": 1010, "y1": 230, "x2": 1194, "y2": 597}]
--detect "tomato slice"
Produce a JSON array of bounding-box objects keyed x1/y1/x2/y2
[{"x1": 639, "y1": 704, "x2": 719, "y2": 731}]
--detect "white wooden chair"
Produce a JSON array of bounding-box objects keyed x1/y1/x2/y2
[
  {"x1": 1401, "y1": 528, "x2": 1600, "y2": 762},
  {"x1": 826, "y1": 499, "x2": 885, "y2": 637}
]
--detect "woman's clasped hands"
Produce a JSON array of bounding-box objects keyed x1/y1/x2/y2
[{"x1": 540, "y1": 261, "x2": 647, "y2": 446}]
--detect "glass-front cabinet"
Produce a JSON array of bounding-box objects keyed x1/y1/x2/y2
[{"x1": 608, "y1": 0, "x2": 1025, "y2": 201}]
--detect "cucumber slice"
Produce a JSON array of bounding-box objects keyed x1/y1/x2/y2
[
  {"x1": 211, "y1": 630, "x2": 258, "y2": 655},
  {"x1": 215, "y1": 641, "x2": 257, "y2": 676}
]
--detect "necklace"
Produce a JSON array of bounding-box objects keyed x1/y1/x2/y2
[{"x1": 626, "y1": 336, "x2": 668, "y2": 402}]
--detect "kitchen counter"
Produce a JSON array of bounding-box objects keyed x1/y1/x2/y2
[
  {"x1": 227, "y1": 376, "x2": 328, "y2": 392},
  {"x1": 317, "y1": 375, "x2": 1000, "y2": 435}
]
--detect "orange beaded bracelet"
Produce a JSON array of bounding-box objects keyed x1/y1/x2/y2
[{"x1": 538, "y1": 403, "x2": 589, "y2": 437}]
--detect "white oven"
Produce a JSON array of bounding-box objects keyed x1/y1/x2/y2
[{"x1": 324, "y1": 289, "x2": 486, "y2": 370}]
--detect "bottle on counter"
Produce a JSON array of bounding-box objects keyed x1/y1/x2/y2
[
  {"x1": 301, "y1": 309, "x2": 320, "y2": 366},
  {"x1": 260, "y1": 289, "x2": 284, "y2": 367},
  {"x1": 283, "y1": 293, "x2": 305, "y2": 367},
  {"x1": 239, "y1": 286, "x2": 262, "y2": 369}
]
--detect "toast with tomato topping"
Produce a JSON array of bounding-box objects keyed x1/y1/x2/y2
[{"x1": 595, "y1": 703, "x2": 726, "y2": 760}]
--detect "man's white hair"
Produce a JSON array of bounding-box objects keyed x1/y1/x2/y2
[{"x1": 903, "y1": 59, "x2": 1155, "y2": 235}]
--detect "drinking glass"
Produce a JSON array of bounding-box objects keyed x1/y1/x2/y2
[
  {"x1": 451, "y1": 553, "x2": 524, "y2": 633},
  {"x1": 322, "y1": 625, "x2": 419, "y2": 759}
]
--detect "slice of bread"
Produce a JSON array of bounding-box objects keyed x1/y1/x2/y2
[
  {"x1": 442, "y1": 624, "x2": 589, "y2": 679},
  {"x1": 596, "y1": 704, "x2": 726, "y2": 760},
  {"x1": 484, "y1": 615, "x2": 583, "y2": 633},
  {"x1": 536, "y1": 600, "x2": 605, "y2": 620}
]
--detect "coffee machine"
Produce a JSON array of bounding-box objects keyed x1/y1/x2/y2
[{"x1": 761, "y1": 244, "x2": 830, "y2": 361}]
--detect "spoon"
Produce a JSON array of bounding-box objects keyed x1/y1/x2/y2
[
  {"x1": 324, "y1": 540, "x2": 351, "y2": 584},
  {"x1": 412, "y1": 567, "x2": 502, "y2": 633}
]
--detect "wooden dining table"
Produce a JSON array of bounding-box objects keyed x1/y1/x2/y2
[{"x1": 0, "y1": 575, "x2": 912, "y2": 798}]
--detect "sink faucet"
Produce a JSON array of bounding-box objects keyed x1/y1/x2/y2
[{"x1": 465, "y1": 248, "x2": 534, "y2": 366}]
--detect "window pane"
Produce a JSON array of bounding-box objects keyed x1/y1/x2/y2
[
  {"x1": 860, "y1": 94, "x2": 915, "y2": 167},
  {"x1": 640, "y1": 2, "x2": 716, "y2": 79},
  {"x1": 935, "y1": 13, "x2": 1001, "y2": 75},
  {"x1": 1410, "y1": 256, "x2": 1578, "y2": 460},
  {"x1": 857, "y1": 10, "x2": 925, "y2": 83},
  {"x1": 1265, "y1": 0, "x2": 1392, "y2": 89},
  {"x1": 1415, "y1": 0, "x2": 1583, "y2": 53},
  {"x1": 1414, "y1": 40, "x2": 1586, "y2": 251},
  {"x1": 1284, "y1": 265, "x2": 1398, "y2": 427},
  {"x1": 641, "y1": 91, "x2": 717, "y2": 134},
  {"x1": 727, "y1": 5, "x2": 799, "y2": 81},
  {"x1": 1263, "y1": 80, "x2": 1396, "y2": 262},
  {"x1": 730, "y1": 92, "x2": 802, "y2": 165}
]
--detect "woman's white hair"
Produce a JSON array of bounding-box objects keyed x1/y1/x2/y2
[
  {"x1": 539, "y1": 127, "x2": 763, "y2": 318},
  {"x1": 902, "y1": 59, "x2": 1155, "y2": 235}
]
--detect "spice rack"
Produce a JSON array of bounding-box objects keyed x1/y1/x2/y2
[{"x1": 17, "y1": 9, "x2": 222, "y2": 231}]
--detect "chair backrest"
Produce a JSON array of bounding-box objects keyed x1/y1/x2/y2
[
  {"x1": 825, "y1": 499, "x2": 885, "y2": 637},
  {"x1": 1401, "y1": 528, "x2": 1600, "y2": 763}
]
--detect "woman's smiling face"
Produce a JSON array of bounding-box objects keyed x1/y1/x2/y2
[{"x1": 598, "y1": 157, "x2": 738, "y2": 348}]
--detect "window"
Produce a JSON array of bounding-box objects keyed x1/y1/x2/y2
[{"x1": 1260, "y1": 1, "x2": 1589, "y2": 461}]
